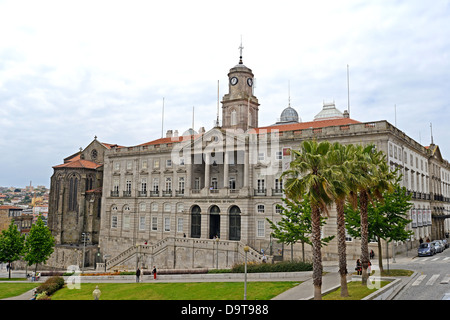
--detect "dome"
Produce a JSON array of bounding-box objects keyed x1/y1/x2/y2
[
  {"x1": 279, "y1": 106, "x2": 299, "y2": 123},
  {"x1": 182, "y1": 128, "x2": 198, "y2": 136},
  {"x1": 314, "y1": 102, "x2": 344, "y2": 121}
]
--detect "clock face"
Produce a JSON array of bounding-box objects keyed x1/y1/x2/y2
[
  {"x1": 247, "y1": 78, "x2": 253, "y2": 87},
  {"x1": 230, "y1": 77, "x2": 238, "y2": 86}
]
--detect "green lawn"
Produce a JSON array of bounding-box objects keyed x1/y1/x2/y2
[
  {"x1": 0, "y1": 283, "x2": 38, "y2": 299},
  {"x1": 322, "y1": 281, "x2": 390, "y2": 300},
  {"x1": 51, "y1": 282, "x2": 300, "y2": 300}
]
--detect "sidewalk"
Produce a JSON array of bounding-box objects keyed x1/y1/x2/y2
[{"x1": 273, "y1": 252, "x2": 417, "y2": 300}]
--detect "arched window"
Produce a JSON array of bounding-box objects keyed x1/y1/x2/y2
[
  {"x1": 229, "y1": 206, "x2": 241, "y2": 241},
  {"x1": 68, "y1": 175, "x2": 78, "y2": 212},
  {"x1": 191, "y1": 205, "x2": 201, "y2": 238},
  {"x1": 209, "y1": 205, "x2": 220, "y2": 239}
]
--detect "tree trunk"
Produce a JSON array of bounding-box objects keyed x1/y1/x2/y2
[
  {"x1": 311, "y1": 205, "x2": 322, "y2": 300},
  {"x1": 377, "y1": 238, "x2": 384, "y2": 273},
  {"x1": 359, "y1": 190, "x2": 369, "y2": 286},
  {"x1": 336, "y1": 199, "x2": 349, "y2": 297}
]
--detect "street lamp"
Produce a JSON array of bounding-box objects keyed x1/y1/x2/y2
[
  {"x1": 215, "y1": 237, "x2": 220, "y2": 269},
  {"x1": 243, "y1": 245, "x2": 249, "y2": 300},
  {"x1": 92, "y1": 285, "x2": 101, "y2": 300}
]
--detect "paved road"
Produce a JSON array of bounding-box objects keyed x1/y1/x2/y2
[{"x1": 393, "y1": 247, "x2": 450, "y2": 300}]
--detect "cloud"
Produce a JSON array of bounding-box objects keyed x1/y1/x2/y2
[{"x1": 1, "y1": 0, "x2": 450, "y2": 186}]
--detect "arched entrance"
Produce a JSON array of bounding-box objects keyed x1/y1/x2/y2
[
  {"x1": 209, "y1": 205, "x2": 221, "y2": 239},
  {"x1": 229, "y1": 205, "x2": 241, "y2": 241},
  {"x1": 191, "y1": 205, "x2": 201, "y2": 238}
]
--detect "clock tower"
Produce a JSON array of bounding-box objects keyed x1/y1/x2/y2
[{"x1": 221, "y1": 42, "x2": 259, "y2": 131}]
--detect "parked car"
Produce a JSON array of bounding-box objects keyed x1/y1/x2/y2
[
  {"x1": 437, "y1": 240, "x2": 446, "y2": 250},
  {"x1": 418, "y1": 243, "x2": 436, "y2": 256},
  {"x1": 432, "y1": 241, "x2": 443, "y2": 253},
  {"x1": 441, "y1": 239, "x2": 448, "y2": 249}
]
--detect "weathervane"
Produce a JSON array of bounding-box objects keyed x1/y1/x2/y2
[{"x1": 238, "y1": 36, "x2": 244, "y2": 64}]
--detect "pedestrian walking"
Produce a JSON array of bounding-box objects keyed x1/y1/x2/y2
[
  {"x1": 370, "y1": 249, "x2": 374, "y2": 259},
  {"x1": 136, "y1": 267, "x2": 141, "y2": 283},
  {"x1": 152, "y1": 266, "x2": 157, "y2": 280}
]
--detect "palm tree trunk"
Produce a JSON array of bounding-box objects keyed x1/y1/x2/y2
[
  {"x1": 336, "y1": 199, "x2": 349, "y2": 297},
  {"x1": 377, "y1": 238, "x2": 384, "y2": 272},
  {"x1": 359, "y1": 190, "x2": 370, "y2": 286},
  {"x1": 311, "y1": 205, "x2": 322, "y2": 300}
]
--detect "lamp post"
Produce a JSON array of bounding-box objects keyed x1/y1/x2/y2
[
  {"x1": 215, "y1": 237, "x2": 219, "y2": 269},
  {"x1": 243, "y1": 245, "x2": 249, "y2": 300},
  {"x1": 92, "y1": 285, "x2": 101, "y2": 300}
]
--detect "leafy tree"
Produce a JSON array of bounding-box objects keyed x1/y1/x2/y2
[
  {"x1": 24, "y1": 215, "x2": 55, "y2": 273},
  {"x1": 0, "y1": 221, "x2": 25, "y2": 278},
  {"x1": 346, "y1": 178, "x2": 413, "y2": 272},
  {"x1": 267, "y1": 196, "x2": 334, "y2": 262}
]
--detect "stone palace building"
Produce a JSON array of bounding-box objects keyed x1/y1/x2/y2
[{"x1": 47, "y1": 51, "x2": 450, "y2": 271}]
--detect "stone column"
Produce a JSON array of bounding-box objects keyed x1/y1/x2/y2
[
  {"x1": 223, "y1": 151, "x2": 229, "y2": 189},
  {"x1": 204, "y1": 154, "x2": 210, "y2": 191}
]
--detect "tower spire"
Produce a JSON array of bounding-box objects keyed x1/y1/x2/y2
[{"x1": 238, "y1": 36, "x2": 244, "y2": 64}]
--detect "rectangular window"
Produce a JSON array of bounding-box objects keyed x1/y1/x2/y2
[
  {"x1": 178, "y1": 177, "x2": 185, "y2": 192},
  {"x1": 165, "y1": 177, "x2": 172, "y2": 191},
  {"x1": 142, "y1": 160, "x2": 148, "y2": 170},
  {"x1": 257, "y1": 179, "x2": 265, "y2": 191},
  {"x1": 211, "y1": 177, "x2": 218, "y2": 190},
  {"x1": 194, "y1": 177, "x2": 201, "y2": 190},
  {"x1": 111, "y1": 216, "x2": 118, "y2": 228},
  {"x1": 257, "y1": 220, "x2": 265, "y2": 237},
  {"x1": 153, "y1": 178, "x2": 159, "y2": 192},
  {"x1": 141, "y1": 178, "x2": 147, "y2": 192},
  {"x1": 258, "y1": 152, "x2": 265, "y2": 161},
  {"x1": 177, "y1": 218, "x2": 183, "y2": 233},
  {"x1": 123, "y1": 215, "x2": 130, "y2": 229},
  {"x1": 166, "y1": 159, "x2": 172, "y2": 167},
  {"x1": 274, "y1": 178, "x2": 283, "y2": 191},
  {"x1": 164, "y1": 217, "x2": 170, "y2": 232},
  {"x1": 154, "y1": 159, "x2": 160, "y2": 169},
  {"x1": 127, "y1": 161, "x2": 132, "y2": 170},
  {"x1": 139, "y1": 216, "x2": 146, "y2": 230},
  {"x1": 152, "y1": 217, "x2": 158, "y2": 231},
  {"x1": 275, "y1": 151, "x2": 282, "y2": 160},
  {"x1": 229, "y1": 177, "x2": 236, "y2": 189}
]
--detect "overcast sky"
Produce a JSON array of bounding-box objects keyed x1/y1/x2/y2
[{"x1": 1, "y1": 0, "x2": 449, "y2": 188}]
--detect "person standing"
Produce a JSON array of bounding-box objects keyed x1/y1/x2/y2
[
  {"x1": 356, "y1": 259, "x2": 362, "y2": 275},
  {"x1": 152, "y1": 266, "x2": 157, "y2": 280},
  {"x1": 136, "y1": 267, "x2": 141, "y2": 283}
]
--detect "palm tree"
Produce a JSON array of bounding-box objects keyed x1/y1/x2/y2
[
  {"x1": 328, "y1": 142, "x2": 355, "y2": 297},
  {"x1": 350, "y1": 144, "x2": 394, "y2": 285},
  {"x1": 282, "y1": 140, "x2": 336, "y2": 300}
]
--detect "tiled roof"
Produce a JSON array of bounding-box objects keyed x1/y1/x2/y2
[
  {"x1": 0, "y1": 205, "x2": 22, "y2": 210},
  {"x1": 138, "y1": 134, "x2": 204, "y2": 147},
  {"x1": 53, "y1": 159, "x2": 102, "y2": 170},
  {"x1": 86, "y1": 187, "x2": 102, "y2": 193},
  {"x1": 255, "y1": 117, "x2": 360, "y2": 133},
  {"x1": 136, "y1": 118, "x2": 360, "y2": 147}
]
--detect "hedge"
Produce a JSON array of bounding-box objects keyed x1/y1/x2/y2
[{"x1": 230, "y1": 260, "x2": 313, "y2": 273}]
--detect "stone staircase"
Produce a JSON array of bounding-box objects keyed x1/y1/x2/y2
[{"x1": 103, "y1": 237, "x2": 266, "y2": 271}]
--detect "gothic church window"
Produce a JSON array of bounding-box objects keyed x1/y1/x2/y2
[{"x1": 68, "y1": 175, "x2": 78, "y2": 212}]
